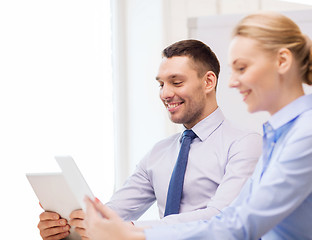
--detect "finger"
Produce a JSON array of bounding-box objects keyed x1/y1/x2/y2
[
  {"x1": 38, "y1": 218, "x2": 67, "y2": 231},
  {"x1": 93, "y1": 198, "x2": 121, "y2": 221},
  {"x1": 81, "y1": 236, "x2": 90, "y2": 240},
  {"x1": 74, "y1": 227, "x2": 88, "y2": 238},
  {"x1": 84, "y1": 196, "x2": 99, "y2": 220},
  {"x1": 39, "y1": 211, "x2": 61, "y2": 221},
  {"x1": 42, "y1": 231, "x2": 70, "y2": 240},
  {"x1": 69, "y1": 218, "x2": 85, "y2": 229},
  {"x1": 40, "y1": 224, "x2": 70, "y2": 239},
  {"x1": 70, "y1": 209, "x2": 85, "y2": 219}
]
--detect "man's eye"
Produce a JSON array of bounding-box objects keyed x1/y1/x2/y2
[{"x1": 173, "y1": 82, "x2": 182, "y2": 85}]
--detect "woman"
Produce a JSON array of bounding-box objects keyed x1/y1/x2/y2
[{"x1": 84, "y1": 12, "x2": 312, "y2": 240}]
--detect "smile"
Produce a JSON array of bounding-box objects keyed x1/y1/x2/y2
[
  {"x1": 240, "y1": 90, "x2": 251, "y2": 101},
  {"x1": 165, "y1": 102, "x2": 182, "y2": 112}
]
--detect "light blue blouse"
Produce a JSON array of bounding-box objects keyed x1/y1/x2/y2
[{"x1": 145, "y1": 94, "x2": 312, "y2": 239}]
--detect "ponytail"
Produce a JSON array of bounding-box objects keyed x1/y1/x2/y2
[{"x1": 303, "y1": 35, "x2": 312, "y2": 85}]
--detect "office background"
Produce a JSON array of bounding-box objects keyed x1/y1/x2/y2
[{"x1": 1, "y1": 0, "x2": 312, "y2": 239}]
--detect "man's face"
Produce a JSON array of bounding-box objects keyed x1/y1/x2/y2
[{"x1": 156, "y1": 56, "x2": 209, "y2": 129}]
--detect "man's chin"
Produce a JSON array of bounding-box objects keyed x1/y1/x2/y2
[{"x1": 169, "y1": 115, "x2": 184, "y2": 124}]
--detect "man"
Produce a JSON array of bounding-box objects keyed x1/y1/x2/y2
[{"x1": 38, "y1": 39, "x2": 261, "y2": 240}]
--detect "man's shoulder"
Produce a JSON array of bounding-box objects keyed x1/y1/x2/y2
[
  {"x1": 152, "y1": 132, "x2": 181, "y2": 149},
  {"x1": 141, "y1": 132, "x2": 181, "y2": 164},
  {"x1": 218, "y1": 119, "x2": 262, "y2": 158},
  {"x1": 220, "y1": 118, "x2": 262, "y2": 142}
]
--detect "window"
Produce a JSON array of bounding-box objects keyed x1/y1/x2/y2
[{"x1": 0, "y1": 1, "x2": 113, "y2": 238}]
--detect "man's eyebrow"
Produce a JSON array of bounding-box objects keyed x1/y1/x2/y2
[{"x1": 156, "y1": 74, "x2": 181, "y2": 81}]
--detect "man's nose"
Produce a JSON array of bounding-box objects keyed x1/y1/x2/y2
[{"x1": 160, "y1": 84, "x2": 174, "y2": 100}]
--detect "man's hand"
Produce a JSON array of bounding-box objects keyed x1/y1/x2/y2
[
  {"x1": 38, "y1": 211, "x2": 70, "y2": 240},
  {"x1": 69, "y1": 210, "x2": 90, "y2": 240},
  {"x1": 84, "y1": 197, "x2": 146, "y2": 240}
]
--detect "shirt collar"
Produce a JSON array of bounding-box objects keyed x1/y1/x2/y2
[
  {"x1": 182, "y1": 107, "x2": 224, "y2": 142},
  {"x1": 267, "y1": 94, "x2": 312, "y2": 131}
]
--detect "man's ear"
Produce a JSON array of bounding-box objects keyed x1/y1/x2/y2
[
  {"x1": 203, "y1": 71, "x2": 217, "y2": 92},
  {"x1": 277, "y1": 48, "x2": 293, "y2": 74}
]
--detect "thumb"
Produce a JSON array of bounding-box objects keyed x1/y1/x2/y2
[
  {"x1": 93, "y1": 198, "x2": 121, "y2": 221},
  {"x1": 84, "y1": 196, "x2": 100, "y2": 222}
]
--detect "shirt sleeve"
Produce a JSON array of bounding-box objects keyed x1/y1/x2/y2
[
  {"x1": 136, "y1": 132, "x2": 262, "y2": 227},
  {"x1": 106, "y1": 151, "x2": 156, "y2": 221},
  {"x1": 145, "y1": 125, "x2": 312, "y2": 239}
]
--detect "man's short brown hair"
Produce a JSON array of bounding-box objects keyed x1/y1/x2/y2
[{"x1": 162, "y1": 39, "x2": 220, "y2": 86}]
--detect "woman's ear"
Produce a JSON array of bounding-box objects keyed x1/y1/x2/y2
[
  {"x1": 203, "y1": 71, "x2": 217, "y2": 92},
  {"x1": 277, "y1": 48, "x2": 293, "y2": 74}
]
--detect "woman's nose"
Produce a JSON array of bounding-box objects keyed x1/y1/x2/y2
[{"x1": 229, "y1": 75, "x2": 240, "y2": 88}]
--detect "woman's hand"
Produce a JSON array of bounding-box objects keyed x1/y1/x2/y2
[{"x1": 84, "y1": 197, "x2": 146, "y2": 240}]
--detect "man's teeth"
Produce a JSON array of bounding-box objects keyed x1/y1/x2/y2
[{"x1": 167, "y1": 103, "x2": 179, "y2": 108}]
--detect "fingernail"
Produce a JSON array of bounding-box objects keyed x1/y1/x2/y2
[
  {"x1": 63, "y1": 231, "x2": 70, "y2": 237},
  {"x1": 95, "y1": 197, "x2": 100, "y2": 203},
  {"x1": 64, "y1": 225, "x2": 70, "y2": 230},
  {"x1": 59, "y1": 219, "x2": 66, "y2": 225}
]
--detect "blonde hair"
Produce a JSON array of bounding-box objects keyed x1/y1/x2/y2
[{"x1": 232, "y1": 12, "x2": 312, "y2": 85}]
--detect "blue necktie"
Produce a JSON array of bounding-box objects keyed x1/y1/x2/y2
[{"x1": 164, "y1": 129, "x2": 197, "y2": 216}]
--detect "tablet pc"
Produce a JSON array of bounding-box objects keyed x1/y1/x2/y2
[{"x1": 26, "y1": 156, "x2": 94, "y2": 240}]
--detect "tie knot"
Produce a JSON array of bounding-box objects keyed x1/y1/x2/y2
[{"x1": 182, "y1": 129, "x2": 197, "y2": 141}]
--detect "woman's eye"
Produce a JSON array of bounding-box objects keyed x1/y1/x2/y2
[{"x1": 238, "y1": 66, "x2": 246, "y2": 72}]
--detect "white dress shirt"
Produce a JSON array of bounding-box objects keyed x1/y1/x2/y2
[{"x1": 106, "y1": 108, "x2": 262, "y2": 226}]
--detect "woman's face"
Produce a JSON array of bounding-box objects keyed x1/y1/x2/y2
[{"x1": 228, "y1": 36, "x2": 282, "y2": 115}]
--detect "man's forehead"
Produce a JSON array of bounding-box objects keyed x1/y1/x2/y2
[
  {"x1": 158, "y1": 57, "x2": 199, "y2": 80},
  {"x1": 158, "y1": 56, "x2": 193, "y2": 70}
]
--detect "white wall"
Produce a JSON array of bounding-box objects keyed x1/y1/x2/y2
[{"x1": 164, "y1": 0, "x2": 312, "y2": 44}]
